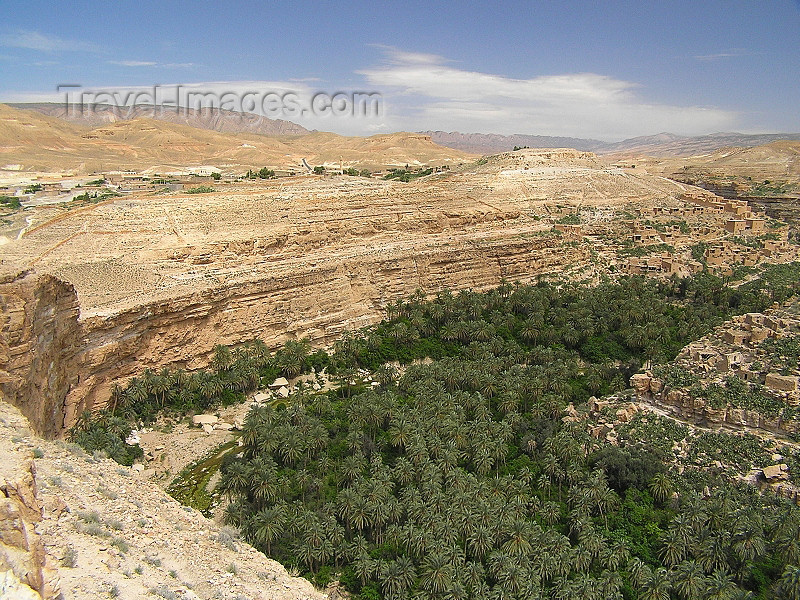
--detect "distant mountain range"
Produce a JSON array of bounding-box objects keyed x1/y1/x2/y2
[
  {"x1": 9, "y1": 102, "x2": 311, "y2": 137},
  {"x1": 421, "y1": 130, "x2": 800, "y2": 157}
]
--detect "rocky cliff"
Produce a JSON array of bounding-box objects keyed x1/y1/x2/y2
[
  {"x1": 0, "y1": 269, "x2": 82, "y2": 436},
  {"x1": 1, "y1": 149, "x2": 688, "y2": 437},
  {"x1": 1, "y1": 236, "x2": 588, "y2": 438}
]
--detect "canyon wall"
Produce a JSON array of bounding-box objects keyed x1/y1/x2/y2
[
  {"x1": 1, "y1": 237, "x2": 586, "y2": 438},
  {"x1": 0, "y1": 270, "x2": 82, "y2": 436}
]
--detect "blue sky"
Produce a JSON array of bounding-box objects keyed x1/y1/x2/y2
[{"x1": 1, "y1": 0, "x2": 798, "y2": 140}]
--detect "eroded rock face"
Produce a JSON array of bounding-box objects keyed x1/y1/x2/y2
[
  {"x1": 0, "y1": 269, "x2": 81, "y2": 437},
  {"x1": 0, "y1": 408, "x2": 60, "y2": 600},
  {"x1": 1, "y1": 233, "x2": 588, "y2": 437}
]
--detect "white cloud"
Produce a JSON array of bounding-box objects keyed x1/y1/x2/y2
[
  {"x1": 358, "y1": 48, "x2": 738, "y2": 140},
  {"x1": 0, "y1": 30, "x2": 99, "y2": 53},
  {"x1": 107, "y1": 60, "x2": 196, "y2": 68},
  {"x1": 694, "y1": 49, "x2": 753, "y2": 61},
  {"x1": 0, "y1": 48, "x2": 744, "y2": 139},
  {"x1": 108, "y1": 60, "x2": 157, "y2": 67}
]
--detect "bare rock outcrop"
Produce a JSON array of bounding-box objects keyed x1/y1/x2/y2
[
  {"x1": 0, "y1": 269, "x2": 82, "y2": 436},
  {"x1": 0, "y1": 400, "x2": 324, "y2": 600},
  {"x1": 0, "y1": 404, "x2": 61, "y2": 600}
]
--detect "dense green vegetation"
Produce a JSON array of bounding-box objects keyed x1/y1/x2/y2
[
  {"x1": 71, "y1": 264, "x2": 800, "y2": 598},
  {"x1": 651, "y1": 220, "x2": 690, "y2": 235},
  {"x1": 72, "y1": 190, "x2": 120, "y2": 203},
  {"x1": 70, "y1": 411, "x2": 143, "y2": 466},
  {"x1": 214, "y1": 267, "x2": 800, "y2": 599},
  {"x1": 617, "y1": 243, "x2": 675, "y2": 258},
  {"x1": 245, "y1": 168, "x2": 276, "y2": 179},
  {"x1": 556, "y1": 213, "x2": 581, "y2": 225},
  {"x1": 186, "y1": 186, "x2": 215, "y2": 194},
  {"x1": 384, "y1": 168, "x2": 433, "y2": 182},
  {"x1": 70, "y1": 339, "x2": 318, "y2": 457},
  {"x1": 758, "y1": 335, "x2": 800, "y2": 376},
  {"x1": 699, "y1": 376, "x2": 799, "y2": 421},
  {"x1": 748, "y1": 180, "x2": 795, "y2": 197},
  {"x1": 344, "y1": 168, "x2": 373, "y2": 177},
  {"x1": 0, "y1": 195, "x2": 22, "y2": 209}
]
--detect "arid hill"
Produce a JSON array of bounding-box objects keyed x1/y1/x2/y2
[
  {"x1": 0, "y1": 104, "x2": 472, "y2": 173},
  {"x1": 0, "y1": 399, "x2": 325, "y2": 600},
  {"x1": 10, "y1": 102, "x2": 311, "y2": 136},
  {"x1": 666, "y1": 141, "x2": 800, "y2": 181}
]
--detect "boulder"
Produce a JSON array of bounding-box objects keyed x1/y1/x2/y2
[
  {"x1": 762, "y1": 464, "x2": 789, "y2": 481},
  {"x1": 276, "y1": 386, "x2": 290, "y2": 398},
  {"x1": 630, "y1": 374, "x2": 651, "y2": 394},
  {"x1": 215, "y1": 422, "x2": 234, "y2": 431},
  {"x1": 192, "y1": 415, "x2": 218, "y2": 426},
  {"x1": 269, "y1": 377, "x2": 289, "y2": 389},
  {"x1": 253, "y1": 392, "x2": 269, "y2": 403},
  {"x1": 588, "y1": 397, "x2": 609, "y2": 413},
  {"x1": 202, "y1": 423, "x2": 214, "y2": 435}
]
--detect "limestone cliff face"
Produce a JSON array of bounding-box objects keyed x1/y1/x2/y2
[
  {"x1": 2, "y1": 238, "x2": 587, "y2": 437},
  {"x1": 0, "y1": 270, "x2": 81, "y2": 436}
]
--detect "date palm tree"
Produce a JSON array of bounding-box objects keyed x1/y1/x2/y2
[
  {"x1": 467, "y1": 525, "x2": 494, "y2": 560},
  {"x1": 659, "y1": 528, "x2": 688, "y2": 568},
  {"x1": 777, "y1": 564, "x2": 800, "y2": 600},
  {"x1": 420, "y1": 551, "x2": 455, "y2": 595},
  {"x1": 250, "y1": 506, "x2": 285, "y2": 555},
  {"x1": 672, "y1": 560, "x2": 707, "y2": 600},
  {"x1": 649, "y1": 473, "x2": 674, "y2": 504},
  {"x1": 354, "y1": 552, "x2": 377, "y2": 586},
  {"x1": 639, "y1": 567, "x2": 672, "y2": 600},
  {"x1": 703, "y1": 570, "x2": 737, "y2": 600}
]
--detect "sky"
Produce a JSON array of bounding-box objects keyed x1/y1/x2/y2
[{"x1": 1, "y1": 0, "x2": 798, "y2": 141}]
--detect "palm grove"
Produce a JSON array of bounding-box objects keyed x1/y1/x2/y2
[{"x1": 73, "y1": 265, "x2": 800, "y2": 599}]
